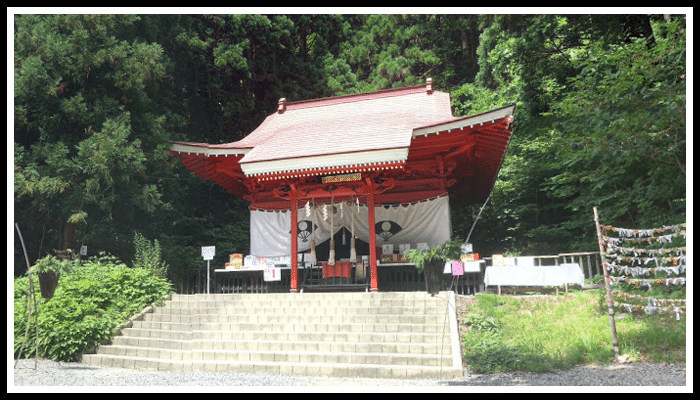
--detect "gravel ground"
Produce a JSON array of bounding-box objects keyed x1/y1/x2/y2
[{"x1": 12, "y1": 358, "x2": 688, "y2": 389}]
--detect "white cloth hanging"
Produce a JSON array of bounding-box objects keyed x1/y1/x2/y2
[{"x1": 249, "y1": 195, "x2": 452, "y2": 257}]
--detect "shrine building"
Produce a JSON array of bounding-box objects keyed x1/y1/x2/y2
[{"x1": 169, "y1": 79, "x2": 514, "y2": 293}]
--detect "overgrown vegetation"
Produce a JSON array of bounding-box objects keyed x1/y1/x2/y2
[
  {"x1": 459, "y1": 291, "x2": 686, "y2": 373},
  {"x1": 14, "y1": 253, "x2": 173, "y2": 362},
  {"x1": 132, "y1": 231, "x2": 169, "y2": 279}
]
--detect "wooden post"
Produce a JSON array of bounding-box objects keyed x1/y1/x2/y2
[
  {"x1": 593, "y1": 207, "x2": 620, "y2": 358},
  {"x1": 367, "y1": 182, "x2": 379, "y2": 292},
  {"x1": 290, "y1": 197, "x2": 299, "y2": 293}
]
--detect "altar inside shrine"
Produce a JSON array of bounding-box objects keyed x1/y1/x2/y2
[{"x1": 170, "y1": 79, "x2": 514, "y2": 292}]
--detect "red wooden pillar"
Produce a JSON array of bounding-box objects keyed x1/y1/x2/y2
[
  {"x1": 367, "y1": 185, "x2": 379, "y2": 292},
  {"x1": 290, "y1": 197, "x2": 299, "y2": 293}
]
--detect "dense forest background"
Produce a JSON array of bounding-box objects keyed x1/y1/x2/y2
[{"x1": 13, "y1": 13, "x2": 687, "y2": 276}]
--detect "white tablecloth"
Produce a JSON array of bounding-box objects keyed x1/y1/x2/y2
[{"x1": 483, "y1": 264, "x2": 584, "y2": 287}]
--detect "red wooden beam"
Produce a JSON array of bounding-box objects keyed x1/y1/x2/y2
[{"x1": 366, "y1": 178, "x2": 378, "y2": 292}]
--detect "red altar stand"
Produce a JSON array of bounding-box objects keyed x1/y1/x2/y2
[{"x1": 322, "y1": 261, "x2": 353, "y2": 279}]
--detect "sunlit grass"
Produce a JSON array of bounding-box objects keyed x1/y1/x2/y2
[{"x1": 460, "y1": 290, "x2": 686, "y2": 373}]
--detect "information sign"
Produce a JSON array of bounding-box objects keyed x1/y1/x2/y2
[{"x1": 201, "y1": 246, "x2": 216, "y2": 260}]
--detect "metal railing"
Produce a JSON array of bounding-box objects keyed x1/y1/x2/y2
[{"x1": 168, "y1": 252, "x2": 602, "y2": 295}]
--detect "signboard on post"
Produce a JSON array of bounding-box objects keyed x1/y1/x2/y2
[
  {"x1": 201, "y1": 246, "x2": 215, "y2": 294},
  {"x1": 201, "y1": 246, "x2": 215, "y2": 260}
]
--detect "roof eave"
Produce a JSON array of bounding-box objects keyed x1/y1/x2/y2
[
  {"x1": 411, "y1": 104, "x2": 515, "y2": 137},
  {"x1": 240, "y1": 147, "x2": 410, "y2": 178},
  {"x1": 169, "y1": 141, "x2": 251, "y2": 156}
]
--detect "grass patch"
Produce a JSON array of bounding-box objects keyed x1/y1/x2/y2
[{"x1": 459, "y1": 290, "x2": 686, "y2": 373}]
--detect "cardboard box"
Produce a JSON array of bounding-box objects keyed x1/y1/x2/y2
[
  {"x1": 460, "y1": 253, "x2": 481, "y2": 262},
  {"x1": 229, "y1": 253, "x2": 243, "y2": 268}
]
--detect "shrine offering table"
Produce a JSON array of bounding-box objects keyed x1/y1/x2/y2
[{"x1": 483, "y1": 264, "x2": 585, "y2": 295}]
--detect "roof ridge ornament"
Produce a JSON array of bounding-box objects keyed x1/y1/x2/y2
[
  {"x1": 426, "y1": 77, "x2": 433, "y2": 94},
  {"x1": 278, "y1": 98, "x2": 287, "y2": 114}
]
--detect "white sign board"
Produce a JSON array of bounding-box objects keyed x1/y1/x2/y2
[
  {"x1": 264, "y1": 267, "x2": 282, "y2": 281},
  {"x1": 80, "y1": 245, "x2": 88, "y2": 256},
  {"x1": 461, "y1": 243, "x2": 473, "y2": 253},
  {"x1": 201, "y1": 246, "x2": 216, "y2": 261}
]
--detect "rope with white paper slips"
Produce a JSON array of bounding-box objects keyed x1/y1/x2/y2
[{"x1": 600, "y1": 223, "x2": 686, "y2": 319}]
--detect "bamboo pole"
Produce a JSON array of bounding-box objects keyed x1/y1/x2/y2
[{"x1": 593, "y1": 207, "x2": 620, "y2": 359}]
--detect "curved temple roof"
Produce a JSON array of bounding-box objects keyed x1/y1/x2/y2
[{"x1": 170, "y1": 80, "x2": 515, "y2": 210}]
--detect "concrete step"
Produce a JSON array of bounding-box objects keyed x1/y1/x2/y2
[
  {"x1": 195, "y1": 339, "x2": 452, "y2": 354},
  {"x1": 82, "y1": 354, "x2": 463, "y2": 379},
  {"x1": 82, "y1": 291, "x2": 463, "y2": 380},
  {"x1": 156, "y1": 305, "x2": 448, "y2": 316},
  {"x1": 99, "y1": 338, "x2": 451, "y2": 354},
  {"x1": 113, "y1": 329, "x2": 449, "y2": 345},
  {"x1": 134, "y1": 313, "x2": 447, "y2": 326}
]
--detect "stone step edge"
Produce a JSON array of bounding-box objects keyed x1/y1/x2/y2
[
  {"x1": 125, "y1": 322, "x2": 452, "y2": 333},
  {"x1": 136, "y1": 315, "x2": 448, "y2": 324},
  {"x1": 81, "y1": 354, "x2": 464, "y2": 379},
  {"x1": 96, "y1": 341, "x2": 452, "y2": 356},
  {"x1": 158, "y1": 306, "x2": 448, "y2": 314},
  {"x1": 95, "y1": 347, "x2": 453, "y2": 361},
  {"x1": 115, "y1": 330, "x2": 451, "y2": 341}
]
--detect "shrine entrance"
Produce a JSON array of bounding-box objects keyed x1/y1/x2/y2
[{"x1": 169, "y1": 79, "x2": 514, "y2": 293}]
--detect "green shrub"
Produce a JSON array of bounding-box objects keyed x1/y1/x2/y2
[
  {"x1": 133, "y1": 231, "x2": 169, "y2": 279},
  {"x1": 13, "y1": 255, "x2": 172, "y2": 362}
]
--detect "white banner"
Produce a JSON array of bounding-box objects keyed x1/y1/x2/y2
[{"x1": 250, "y1": 196, "x2": 452, "y2": 257}]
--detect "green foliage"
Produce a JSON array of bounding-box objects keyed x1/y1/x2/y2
[
  {"x1": 132, "y1": 231, "x2": 169, "y2": 279},
  {"x1": 463, "y1": 312, "x2": 502, "y2": 333},
  {"x1": 453, "y1": 15, "x2": 686, "y2": 255},
  {"x1": 14, "y1": 256, "x2": 173, "y2": 362},
  {"x1": 27, "y1": 254, "x2": 73, "y2": 275},
  {"x1": 404, "y1": 239, "x2": 463, "y2": 272},
  {"x1": 13, "y1": 14, "x2": 175, "y2": 272}
]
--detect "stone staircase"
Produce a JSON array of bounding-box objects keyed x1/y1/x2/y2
[{"x1": 82, "y1": 291, "x2": 463, "y2": 380}]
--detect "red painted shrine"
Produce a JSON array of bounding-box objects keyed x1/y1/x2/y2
[{"x1": 169, "y1": 79, "x2": 515, "y2": 292}]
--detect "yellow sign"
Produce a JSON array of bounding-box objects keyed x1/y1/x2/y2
[
  {"x1": 321, "y1": 172, "x2": 361, "y2": 184},
  {"x1": 492, "y1": 254, "x2": 505, "y2": 268}
]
